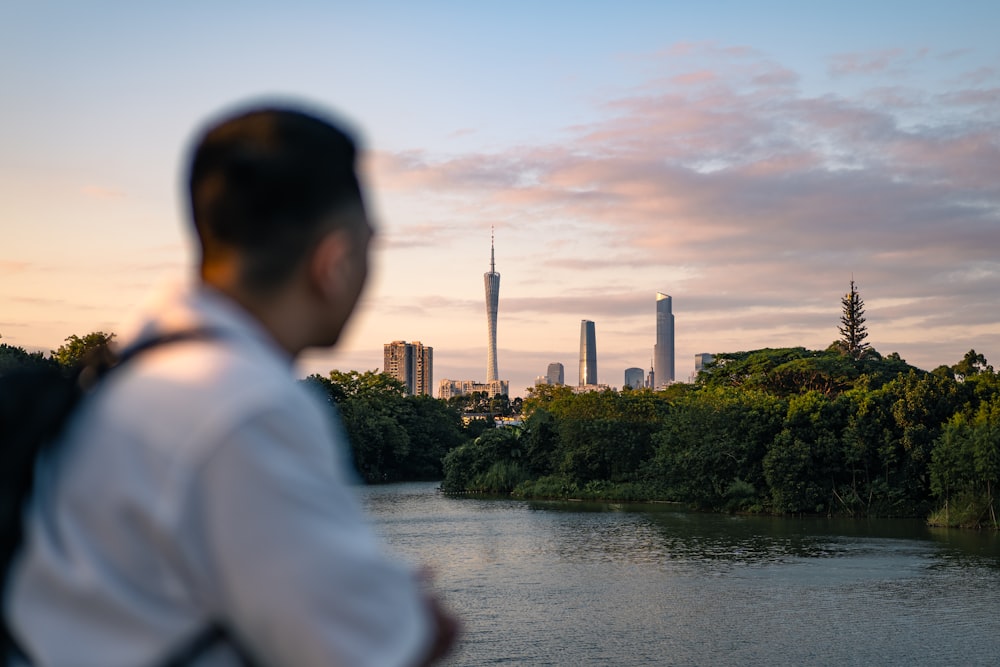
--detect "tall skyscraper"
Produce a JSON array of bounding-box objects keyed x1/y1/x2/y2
[
  {"x1": 654, "y1": 293, "x2": 674, "y2": 387},
  {"x1": 484, "y1": 228, "x2": 500, "y2": 382},
  {"x1": 624, "y1": 367, "x2": 645, "y2": 390},
  {"x1": 383, "y1": 340, "x2": 433, "y2": 396},
  {"x1": 579, "y1": 320, "x2": 597, "y2": 386},
  {"x1": 546, "y1": 362, "x2": 565, "y2": 386}
]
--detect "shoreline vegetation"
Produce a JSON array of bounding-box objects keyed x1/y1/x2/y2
[
  {"x1": 433, "y1": 346, "x2": 1000, "y2": 531},
  {"x1": 4, "y1": 333, "x2": 998, "y2": 530}
]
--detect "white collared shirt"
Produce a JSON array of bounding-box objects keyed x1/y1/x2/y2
[{"x1": 6, "y1": 283, "x2": 432, "y2": 666}]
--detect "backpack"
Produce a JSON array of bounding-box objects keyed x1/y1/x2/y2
[{"x1": 0, "y1": 330, "x2": 237, "y2": 666}]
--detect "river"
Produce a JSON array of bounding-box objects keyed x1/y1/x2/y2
[{"x1": 357, "y1": 482, "x2": 1000, "y2": 666}]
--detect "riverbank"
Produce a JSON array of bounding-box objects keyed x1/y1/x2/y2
[{"x1": 446, "y1": 477, "x2": 1000, "y2": 529}]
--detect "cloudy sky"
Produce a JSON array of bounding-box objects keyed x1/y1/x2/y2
[{"x1": 2, "y1": 1, "x2": 998, "y2": 397}]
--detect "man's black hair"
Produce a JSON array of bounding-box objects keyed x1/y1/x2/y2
[{"x1": 188, "y1": 106, "x2": 365, "y2": 290}]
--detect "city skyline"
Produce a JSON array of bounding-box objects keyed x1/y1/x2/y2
[{"x1": 2, "y1": 3, "x2": 999, "y2": 399}]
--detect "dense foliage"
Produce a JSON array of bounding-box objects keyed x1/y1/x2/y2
[
  {"x1": 5, "y1": 331, "x2": 471, "y2": 484},
  {"x1": 441, "y1": 346, "x2": 1000, "y2": 527},
  {"x1": 305, "y1": 370, "x2": 468, "y2": 483},
  {"x1": 1, "y1": 331, "x2": 115, "y2": 377},
  {"x1": 50, "y1": 332, "x2": 116, "y2": 368},
  {"x1": 0, "y1": 341, "x2": 59, "y2": 375}
]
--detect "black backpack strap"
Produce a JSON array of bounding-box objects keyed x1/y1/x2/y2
[{"x1": 77, "y1": 328, "x2": 224, "y2": 391}]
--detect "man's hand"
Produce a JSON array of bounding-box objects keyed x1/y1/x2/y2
[
  {"x1": 415, "y1": 569, "x2": 459, "y2": 666},
  {"x1": 418, "y1": 592, "x2": 459, "y2": 666}
]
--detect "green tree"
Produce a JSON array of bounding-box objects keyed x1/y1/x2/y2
[
  {"x1": 929, "y1": 397, "x2": 1000, "y2": 528},
  {"x1": 837, "y1": 279, "x2": 870, "y2": 360},
  {"x1": 649, "y1": 387, "x2": 783, "y2": 510},
  {"x1": 952, "y1": 349, "x2": 993, "y2": 380},
  {"x1": 396, "y1": 395, "x2": 466, "y2": 480},
  {"x1": 441, "y1": 427, "x2": 526, "y2": 494},
  {"x1": 762, "y1": 391, "x2": 848, "y2": 513},
  {"x1": 521, "y1": 408, "x2": 560, "y2": 476},
  {"x1": 522, "y1": 383, "x2": 575, "y2": 416},
  {"x1": 311, "y1": 369, "x2": 407, "y2": 402},
  {"x1": 341, "y1": 398, "x2": 411, "y2": 482},
  {"x1": 51, "y1": 331, "x2": 116, "y2": 368},
  {"x1": 0, "y1": 340, "x2": 59, "y2": 375},
  {"x1": 305, "y1": 370, "x2": 465, "y2": 482}
]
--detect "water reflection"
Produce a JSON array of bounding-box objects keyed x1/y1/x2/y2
[{"x1": 360, "y1": 483, "x2": 1000, "y2": 667}]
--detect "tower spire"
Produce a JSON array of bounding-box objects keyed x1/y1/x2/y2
[{"x1": 484, "y1": 227, "x2": 501, "y2": 382}]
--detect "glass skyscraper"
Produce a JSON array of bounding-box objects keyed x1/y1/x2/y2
[
  {"x1": 654, "y1": 293, "x2": 674, "y2": 387},
  {"x1": 579, "y1": 320, "x2": 597, "y2": 386},
  {"x1": 624, "y1": 367, "x2": 645, "y2": 390}
]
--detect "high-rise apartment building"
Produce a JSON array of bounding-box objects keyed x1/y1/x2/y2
[
  {"x1": 654, "y1": 293, "x2": 674, "y2": 387},
  {"x1": 383, "y1": 340, "x2": 433, "y2": 396},
  {"x1": 624, "y1": 367, "x2": 645, "y2": 390},
  {"x1": 546, "y1": 362, "x2": 565, "y2": 386},
  {"x1": 579, "y1": 320, "x2": 597, "y2": 386},
  {"x1": 484, "y1": 229, "x2": 500, "y2": 382}
]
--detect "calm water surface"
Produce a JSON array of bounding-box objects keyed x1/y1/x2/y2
[{"x1": 358, "y1": 482, "x2": 1000, "y2": 667}]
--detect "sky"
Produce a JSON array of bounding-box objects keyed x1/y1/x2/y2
[{"x1": 2, "y1": 1, "x2": 999, "y2": 397}]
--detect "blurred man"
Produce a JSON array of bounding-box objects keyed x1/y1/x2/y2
[{"x1": 6, "y1": 104, "x2": 457, "y2": 666}]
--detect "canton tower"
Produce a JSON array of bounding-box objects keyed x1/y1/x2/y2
[{"x1": 484, "y1": 228, "x2": 500, "y2": 382}]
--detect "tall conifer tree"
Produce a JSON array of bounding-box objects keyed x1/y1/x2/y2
[{"x1": 838, "y1": 279, "x2": 870, "y2": 360}]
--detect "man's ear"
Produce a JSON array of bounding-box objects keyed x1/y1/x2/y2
[{"x1": 309, "y1": 228, "x2": 353, "y2": 300}]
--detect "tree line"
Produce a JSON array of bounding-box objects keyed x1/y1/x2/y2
[
  {"x1": 0, "y1": 331, "x2": 116, "y2": 374},
  {"x1": 2, "y1": 332, "x2": 478, "y2": 484}
]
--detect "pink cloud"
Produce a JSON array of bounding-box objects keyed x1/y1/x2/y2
[{"x1": 670, "y1": 70, "x2": 717, "y2": 85}]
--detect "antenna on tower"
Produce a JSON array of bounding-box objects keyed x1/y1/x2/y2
[{"x1": 490, "y1": 225, "x2": 495, "y2": 274}]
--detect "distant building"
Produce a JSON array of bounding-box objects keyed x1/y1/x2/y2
[
  {"x1": 654, "y1": 293, "x2": 674, "y2": 387},
  {"x1": 438, "y1": 378, "x2": 509, "y2": 399},
  {"x1": 694, "y1": 353, "x2": 714, "y2": 378},
  {"x1": 579, "y1": 320, "x2": 597, "y2": 386},
  {"x1": 546, "y1": 362, "x2": 565, "y2": 386},
  {"x1": 624, "y1": 367, "x2": 645, "y2": 390},
  {"x1": 573, "y1": 384, "x2": 611, "y2": 394},
  {"x1": 383, "y1": 340, "x2": 433, "y2": 396}
]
